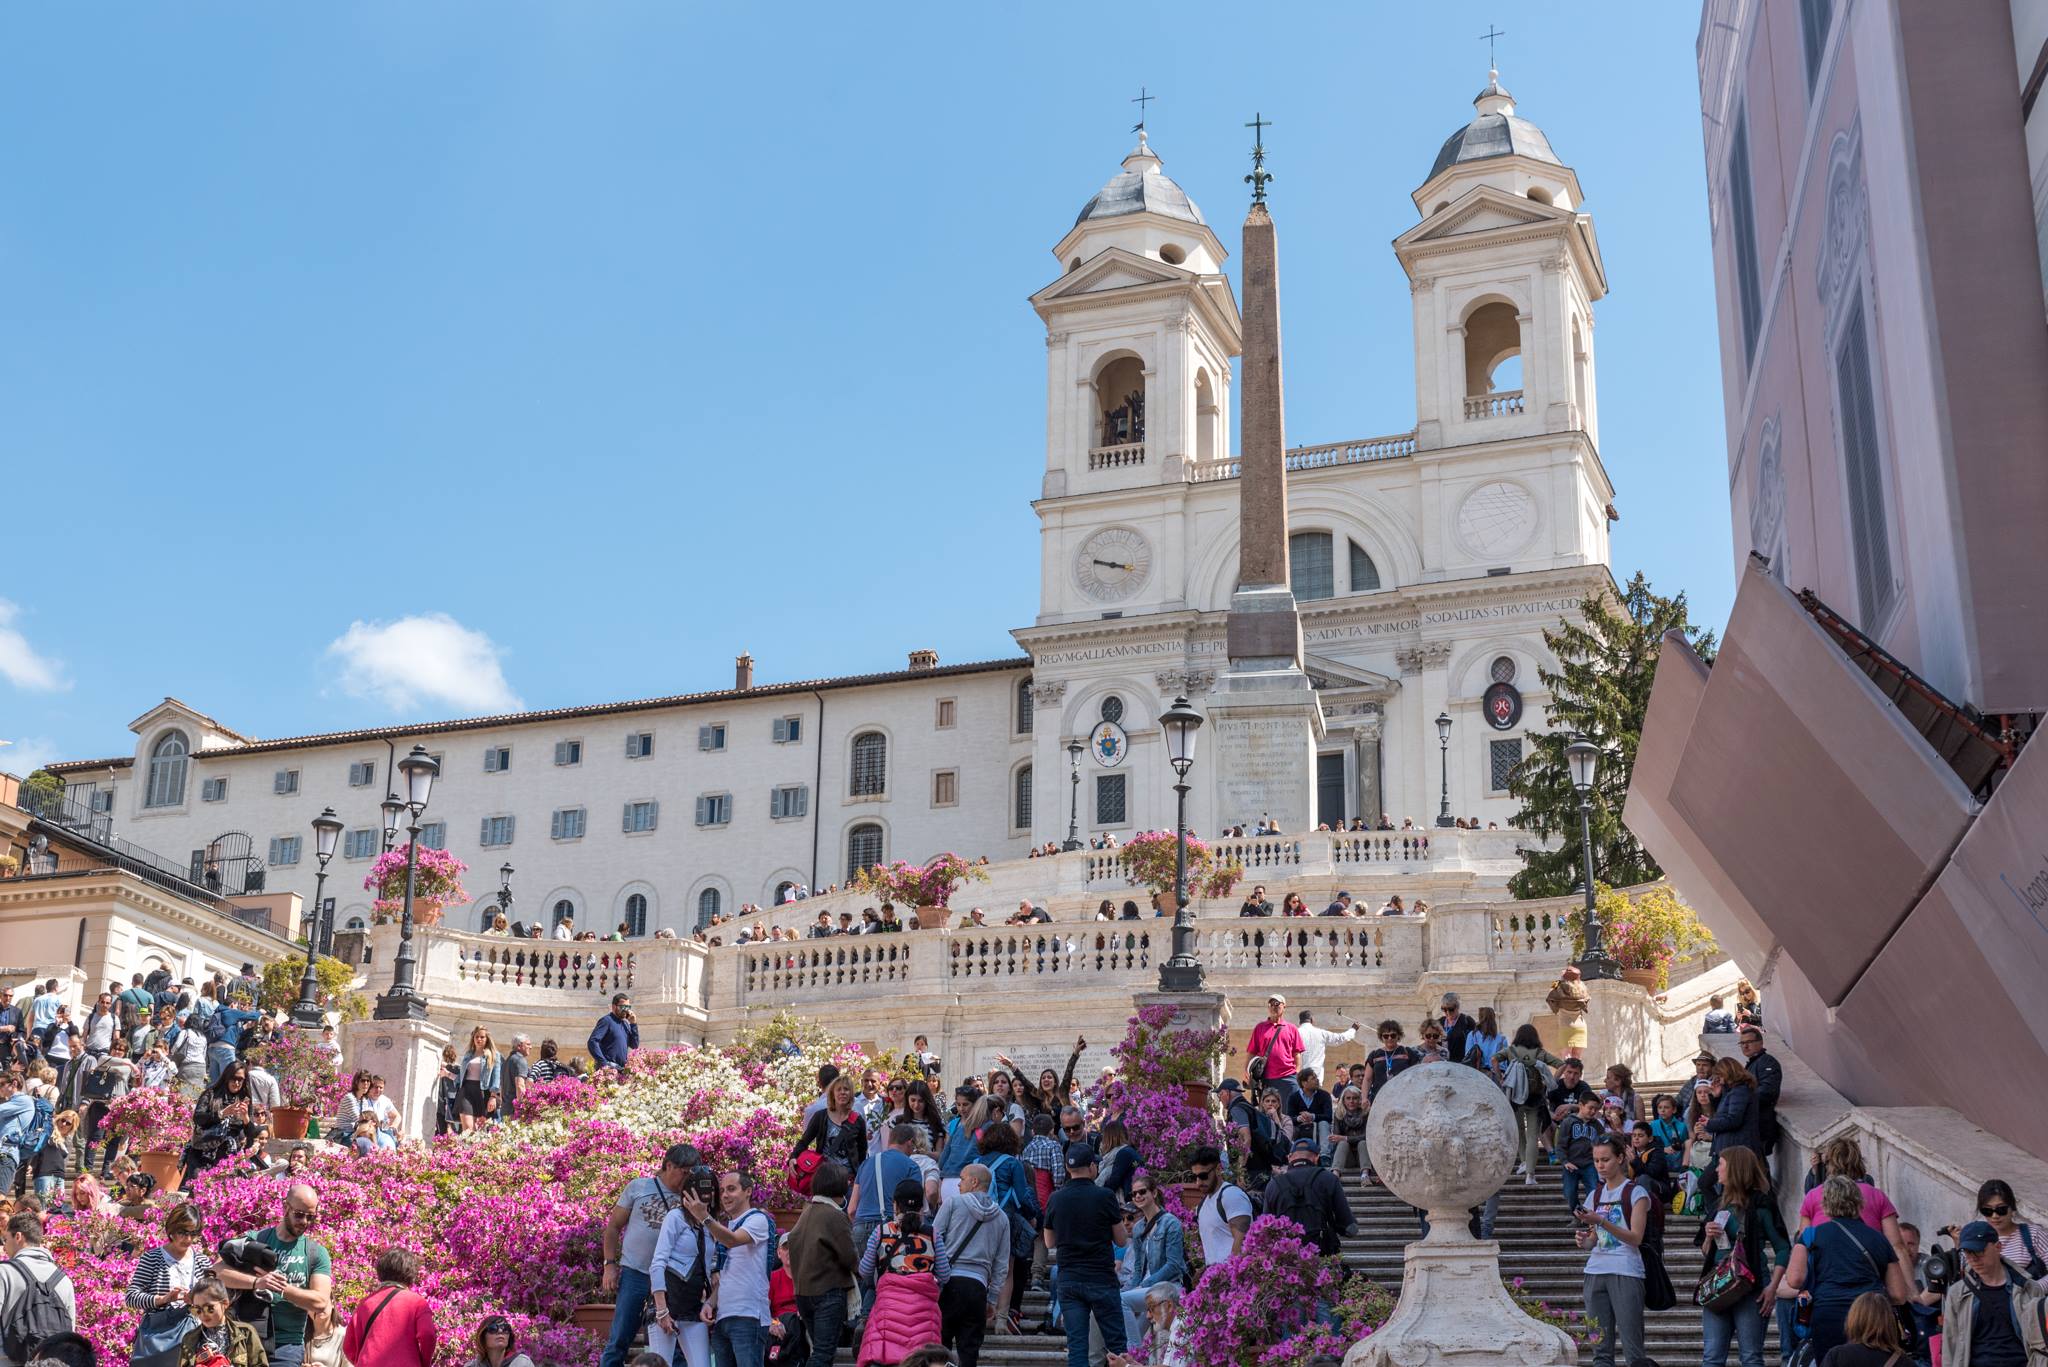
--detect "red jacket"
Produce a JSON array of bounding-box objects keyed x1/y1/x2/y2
[
  {"x1": 342, "y1": 1285, "x2": 437, "y2": 1367},
  {"x1": 1248, "y1": 1019, "x2": 1304, "y2": 1084}
]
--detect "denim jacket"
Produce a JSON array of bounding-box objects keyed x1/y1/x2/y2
[
  {"x1": 1127, "y1": 1211, "x2": 1186, "y2": 1290},
  {"x1": 939, "y1": 1117, "x2": 980, "y2": 1177}
]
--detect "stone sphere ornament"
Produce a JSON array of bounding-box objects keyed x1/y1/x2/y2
[{"x1": 1345, "y1": 1062, "x2": 1578, "y2": 1367}]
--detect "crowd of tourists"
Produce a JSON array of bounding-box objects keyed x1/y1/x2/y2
[{"x1": 5, "y1": 956, "x2": 2046, "y2": 1367}]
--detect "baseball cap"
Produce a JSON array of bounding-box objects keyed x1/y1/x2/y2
[
  {"x1": 1268, "y1": 992, "x2": 1287, "y2": 1004},
  {"x1": 1065, "y1": 1143, "x2": 1099, "y2": 1169},
  {"x1": 1216, "y1": 1079, "x2": 1244, "y2": 1094},
  {"x1": 1289, "y1": 1138, "x2": 1318, "y2": 1161},
  {"x1": 1337, "y1": 891, "x2": 1352, "y2": 899},
  {"x1": 1957, "y1": 1220, "x2": 2000, "y2": 1253}
]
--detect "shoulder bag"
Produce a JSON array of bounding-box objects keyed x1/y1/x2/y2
[{"x1": 1694, "y1": 1210, "x2": 1759, "y2": 1313}]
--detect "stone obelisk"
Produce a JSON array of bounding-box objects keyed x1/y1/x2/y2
[{"x1": 1207, "y1": 126, "x2": 1324, "y2": 834}]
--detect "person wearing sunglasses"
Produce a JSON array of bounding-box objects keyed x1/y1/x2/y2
[
  {"x1": 1950, "y1": 1180, "x2": 2047, "y2": 1282},
  {"x1": 1115, "y1": 1177, "x2": 1185, "y2": 1349}
]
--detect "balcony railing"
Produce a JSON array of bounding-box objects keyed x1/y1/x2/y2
[
  {"x1": 1184, "y1": 431, "x2": 1418, "y2": 484},
  {"x1": 1463, "y1": 390, "x2": 1525, "y2": 420},
  {"x1": 1087, "y1": 441, "x2": 1147, "y2": 471}
]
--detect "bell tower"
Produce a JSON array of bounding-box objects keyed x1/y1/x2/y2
[{"x1": 1395, "y1": 70, "x2": 1607, "y2": 452}]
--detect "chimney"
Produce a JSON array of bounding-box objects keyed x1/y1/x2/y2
[
  {"x1": 908, "y1": 649, "x2": 939, "y2": 672},
  {"x1": 735, "y1": 652, "x2": 754, "y2": 691}
]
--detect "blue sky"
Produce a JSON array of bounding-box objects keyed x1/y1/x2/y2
[{"x1": 0, "y1": 3, "x2": 1730, "y2": 773}]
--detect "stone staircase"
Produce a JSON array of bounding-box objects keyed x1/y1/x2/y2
[{"x1": 833, "y1": 1162, "x2": 1784, "y2": 1365}]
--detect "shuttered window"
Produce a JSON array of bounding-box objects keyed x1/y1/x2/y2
[
  {"x1": 1835, "y1": 297, "x2": 1896, "y2": 628},
  {"x1": 344, "y1": 829, "x2": 379, "y2": 859},
  {"x1": 201, "y1": 777, "x2": 228, "y2": 802},
  {"x1": 268, "y1": 836, "x2": 302, "y2": 866},
  {"x1": 1728, "y1": 110, "x2": 1764, "y2": 365},
  {"x1": 418, "y1": 821, "x2": 447, "y2": 850},
  {"x1": 551, "y1": 808, "x2": 587, "y2": 840},
  {"x1": 144, "y1": 732, "x2": 189, "y2": 809},
  {"x1": 696, "y1": 888, "x2": 720, "y2": 927},
  {"x1": 695, "y1": 794, "x2": 732, "y2": 827},
  {"x1": 699, "y1": 725, "x2": 727, "y2": 752},
  {"x1": 348, "y1": 761, "x2": 376, "y2": 787},
  {"x1": 626, "y1": 732, "x2": 655, "y2": 759},
  {"x1": 274, "y1": 770, "x2": 300, "y2": 795},
  {"x1": 1290, "y1": 532, "x2": 1335, "y2": 601},
  {"x1": 554, "y1": 740, "x2": 582, "y2": 767},
  {"x1": 624, "y1": 893, "x2": 648, "y2": 937},
  {"x1": 769, "y1": 785, "x2": 809, "y2": 819},
  {"x1": 484, "y1": 747, "x2": 511, "y2": 773},
  {"x1": 479, "y1": 815, "x2": 516, "y2": 847},
  {"x1": 623, "y1": 800, "x2": 659, "y2": 833},
  {"x1": 932, "y1": 770, "x2": 958, "y2": 806}
]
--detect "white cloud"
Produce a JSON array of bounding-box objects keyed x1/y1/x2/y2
[
  {"x1": 0, "y1": 736, "x2": 62, "y2": 779},
  {"x1": 0, "y1": 600, "x2": 68, "y2": 691},
  {"x1": 325, "y1": 614, "x2": 524, "y2": 715}
]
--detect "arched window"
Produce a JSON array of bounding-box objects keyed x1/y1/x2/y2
[
  {"x1": 1014, "y1": 764, "x2": 1033, "y2": 830},
  {"x1": 1093, "y1": 355, "x2": 1146, "y2": 447},
  {"x1": 345, "y1": 916, "x2": 366, "y2": 931},
  {"x1": 480, "y1": 904, "x2": 498, "y2": 931},
  {"x1": 1016, "y1": 678, "x2": 1034, "y2": 734},
  {"x1": 1195, "y1": 369, "x2": 1217, "y2": 465},
  {"x1": 1348, "y1": 540, "x2": 1381, "y2": 593},
  {"x1": 774, "y1": 880, "x2": 798, "y2": 905},
  {"x1": 624, "y1": 893, "x2": 648, "y2": 937},
  {"x1": 1290, "y1": 532, "x2": 1335, "y2": 601},
  {"x1": 144, "y1": 731, "x2": 190, "y2": 809},
  {"x1": 850, "y1": 732, "x2": 887, "y2": 797},
  {"x1": 1463, "y1": 301, "x2": 1522, "y2": 396},
  {"x1": 553, "y1": 897, "x2": 575, "y2": 926},
  {"x1": 697, "y1": 887, "x2": 721, "y2": 927},
  {"x1": 847, "y1": 823, "x2": 884, "y2": 880}
]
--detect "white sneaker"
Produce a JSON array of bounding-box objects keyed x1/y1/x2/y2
[
  {"x1": 1523, "y1": 1174, "x2": 1537, "y2": 1186},
  {"x1": 1512, "y1": 1164, "x2": 1527, "y2": 1176}
]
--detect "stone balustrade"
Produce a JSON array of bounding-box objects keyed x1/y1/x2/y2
[
  {"x1": 1086, "y1": 441, "x2": 1146, "y2": 470},
  {"x1": 1180, "y1": 430, "x2": 1418, "y2": 484},
  {"x1": 1462, "y1": 389, "x2": 1526, "y2": 419}
]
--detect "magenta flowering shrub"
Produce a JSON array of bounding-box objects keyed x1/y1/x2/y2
[
  {"x1": 245, "y1": 1028, "x2": 340, "y2": 1110},
  {"x1": 1092, "y1": 1003, "x2": 1229, "y2": 1194},
  {"x1": 99, "y1": 1086, "x2": 193, "y2": 1152},
  {"x1": 365, "y1": 843, "x2": 469, "y2": 924},
  {"x1": 513, "y1": 1072, "x2": 602, "y2": 1122},
  {"x1": 848, "y1": 851, "x2": 989, "y2": 908},
  {"x1": 1120, "y1": 829, "x2": 1245, "y2": 900},
  {"x1": 1178, "y1": 1216, "x2": 1344, "y2": 1367}
]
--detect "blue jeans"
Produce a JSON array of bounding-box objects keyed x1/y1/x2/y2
[
  {"x1": 711, "y1": 1315, "x2": 766, "y2": 1367},
  {"x1": 1056, "y1": 1278, "x2": 1124, "y2": 1367},
  {"x1": 1701, "y1": 1297, "x2": 1767, "y2": 1367},
  {"x1": 1561, "y1": 1164, "x2": 1590, "y2": 1216},
  {"x1": 795, "y1": 1292, "x2": 845, "y2": 1367},
  {"x1": 206, "y1": 1043, "x2": 237, "y2": 1086},
  {"x1": 267, "y1": 1345, "x2": 304, "y2": 1367},
  {"x1": 850, "y1": 1215, "x2": 881, "y2": 1318},
  {"x1": 599, "y1": 1266, "x2": 651, "y2": 1367}
]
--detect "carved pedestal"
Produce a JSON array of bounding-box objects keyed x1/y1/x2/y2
[
  {"x1": 342, "y1": 1015, "x2": 452, "y2": 1143},
  {"x1": 1130, "y1": 989, "x2": 1232, "y2": 1085}
]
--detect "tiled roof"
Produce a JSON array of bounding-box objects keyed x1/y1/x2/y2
[{"x1": 46, "y1": 656, "x2": 1033, "y2": 771}]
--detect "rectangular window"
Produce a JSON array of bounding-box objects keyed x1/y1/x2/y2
[
  {"x1": 268, "y1": 836, "x2": 302, "y2": 866},
  {"x1": 699, "y1": 724, "x2": 727, "y2": 752},
  {"x1": 932, "y1": 769, "x2": 958, "y2": 807},
  {"x1": 484, "y1": 746, "x2": 512, "y2": 773},
  {"x1": 479, "y1": 815, "x2": 516, "y2": 848},
  {"x1": 772, "y1": 716, "x2": 802, "y2": 744},
  {"x1": 200, "y1": 777, "x2": 228, "y2": 802},
  {"x1": 554, "y1": 740, "x2": 583, "y2": 767},
  {"x1": 343, "y1": 829, "x2": 379, "y2": 859},
  {"x1": 417, "y1": 821, "x2": 447, "y2": 850},
  {"x1": 92, "y1": 788, "x2": 115, "y2": 815},
  {"x1": 622, "y1": 800, "x2": 659, "y2": 833},
  {"x1": 1835, "y1": 296, "x2": 1896, "y2": 628},
  {"x1": 1489, "y1": 738, "x2": 1524, "y2": 794},
  {"x1": 769, "y1": 785, "x2": 810, "y2": 819},
  {"x1": 1095, "y1": 773, "x2": 1127, "y2": 826},
  {"x1": 348, "y1": 761, "x2": 375, "y2": 788},
  {"x1": 273, "y1": 770, "x2": 300, "y2": 796},
  {"x1": 1289, "y1": 532, "x2": 1335, "y2": 601},
  {"x1": 1799, "y1": 0, "x2": 1832, "y2": 91},
  {"x1": 1014, "y1": 765, "x2": 1032, "y2": 829},
  {"x1": 694, "y1": 793, "x2": 733, "y2": 827},
  {"x1": 935, "y1": 698, "x2": 956, "y2": 729},
  {"x1": 551, "y1": 807, "x2": 588, "y2": 841},
  {"x1": 626, "y1": 732, "x2": 655, "y2": 759},
  {"x1": 1728, "y1": 109, "x2": 1764, "y2": 365}
]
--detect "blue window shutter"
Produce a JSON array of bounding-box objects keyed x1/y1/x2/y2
[
  {"x1": 696, "y1": 796, "x2": 708, "y2": 826},
  {"x1": 797, "y1": 786, "x2": 809, "y2": 818},
  {"x1": 480, "y1": 817, "x2": 491, "y2": 844},
  {"x1": 647, "y1": 800, "x2": 658, "y2": 830}
]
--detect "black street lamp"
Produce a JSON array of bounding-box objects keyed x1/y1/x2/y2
[
  {"x1": 1156, "y1": 694, "x2": 1206, "y2": 992},
  {"x1": 1566, "y1": 735, "x2": 1620, "y2": 980},
  {"x1": 1062, "y1": 738, "x2": 1085, "y2": 851},
  {"x1": 495, "y1": 862, "x2": 515, "y2": 925},
  {"x1": 374, "y1": 745, "x2": 441, "y2": 1020},
  {"x1": 291, "y1": 807, "x2": 345, "y2": 1029},
  {"x1": 1434, "y1": 712, "x2": 1455, "y2": 828},
  {"x1": 380, "y1": 796, "x2": 405, "y2": 857}
]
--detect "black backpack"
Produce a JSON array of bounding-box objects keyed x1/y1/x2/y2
[
  {"x1": 1265, "y1": 1167, "x2": 1341, "y2": 1256},
  {"x1": 1, "y1": 1260, "x2": 72, "y2": 1364}
]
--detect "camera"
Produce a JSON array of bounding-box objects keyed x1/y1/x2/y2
[
  {"x1": 218, "y1": 1237, "x2": 280, "y2": 1322},
  {"x1": 1922, "y1": 1241, "x2": 1962, "y2": 1297},
  {"x1": 689, "y1": 1165, "x2": 717, "y2": 1204}
]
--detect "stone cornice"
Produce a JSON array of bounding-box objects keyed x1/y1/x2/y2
[{"x1": 0, "y1": 870, "x2": 294, "y2": 961}]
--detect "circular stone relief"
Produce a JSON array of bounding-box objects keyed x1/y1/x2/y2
[
  {"x1": 1455, "y1": 481, "x2": 1538, "y2": 559},
  {"x1": 1364, "y1": 1062, "x2": 1516, "y2": 1215}
]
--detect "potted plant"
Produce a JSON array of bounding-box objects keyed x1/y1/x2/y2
[
  {"x1": 849, "y1": 852, "x2": 989, "y2": 926},
  {"x1": 1568, "y1": 883, "x2": 1718, "y2": 992},
  {"x1": 365, "y1": 844, "x2": 470, "y2": 926},
  {"x1": 101, "y1": 1087, "x2": 194, "y2": 1193},
  {"x1": 1117, "y1": 830, "x2": 1245, "y2": 905},
  {"x1": 246, "y1": 1028, "x2": 341, "y2": 1140}
]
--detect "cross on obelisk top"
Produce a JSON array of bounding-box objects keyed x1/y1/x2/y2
[
  {"x1": 1245, "y1": 111, "x2": 1273, "y2": 204},
  {"x1": 1131, "y1": 85, "x2": 1156, "y2": 134},
  {"x1": 1479, "y1": 25, "x2": 1506, "y2": 69}
]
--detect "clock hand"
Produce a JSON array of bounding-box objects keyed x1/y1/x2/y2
[{"x1": 1091, "y1": 559, "x2": 1135, "y2": 571}]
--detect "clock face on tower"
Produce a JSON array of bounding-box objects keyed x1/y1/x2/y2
[{"x1": 1074, "y1": 527, "x2": 1153, "y2": 603}]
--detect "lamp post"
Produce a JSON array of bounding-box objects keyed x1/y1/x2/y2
[
  {"x1": 1062, "y1": 738, "x2": 1085, "y2": 851},
  {"x1": 380, "y1": 795, "x2": 404, "y2": 857},
  {"x1": 290, "y1": 807, "x2": 345, "y2": 1028},
  {"x1": 1434, "y1": 712, "x2": 1455, "y2": 828},
  {"x1": 1565, "y1": 735, "x2": 1619, "y2": 980},
  {"x1": 1156, "y1": 694, "x2": 1206, "y2": 992},
  {"x1": 374, "y1": 745, "x2": 441, "y2": 1020},
  {"x1": 495, "y1": 863, "x2": 515, "y2": 926}
]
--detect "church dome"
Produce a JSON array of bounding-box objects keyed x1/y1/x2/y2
[
  {"x1": 1074, "y1": 131, "x2": 1206, "y2": 228},
  {"x1": 1427, "y1": 70, "x2": 1563, "y2": 182}
]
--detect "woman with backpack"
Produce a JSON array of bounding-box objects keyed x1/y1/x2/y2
[
  {"x1": 973, "y1": 1121, "x2": 1040, "y2": 1336},
  {"x1": 1463, "y1": 1007, "x2": 1507, "y2": 1074},
  {"x1": 81, "y1": 1039, "x2": 137, "y2": 1178},
  {"x1": 856, "y1": 1178, "x2": 950, "y2": 1367},
  {"x1": 1497, "y1": 1025, "x2": 1563, "y2": 1184}
]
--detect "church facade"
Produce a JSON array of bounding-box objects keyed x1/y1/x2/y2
[{"x1": 44, "y1": 74, "x2": 1616, "y2": 936}]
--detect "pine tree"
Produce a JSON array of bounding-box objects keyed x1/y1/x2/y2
[{"x1": 1506, "y1": 572, "x2": 1717, "y2": 899}]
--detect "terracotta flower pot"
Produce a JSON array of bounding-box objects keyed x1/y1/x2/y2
[
  {"x1": 772, "y1": 1208, "x2": 802, "y2": 1233},
  {"x1": 1179, "y1": 1180, "x2": 1209, "y2": 1211},
  {"x1": 914, "y1": 905, "x2": 950, "y2": 930},
  {"x1": 136, "y1": 1150, "x2": 184, "y2": 1195},
  {"x1": 572, "y1": 1303, "x2": 619, "y2": 1334},
  {"x1": 1182, "y1": 1081, "x2": 1212, "y2": 1112},
  {"x1": 1620, "y1": 967, "x2": 1661, "y2": 993},
  {"x1": 270, "y1": 1107, "x2": 311, "y2": 1141}
]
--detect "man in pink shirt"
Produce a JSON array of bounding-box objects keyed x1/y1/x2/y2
[{"x1": 1247, "y1": 994, "x2": 1306, "y2": 1114}]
